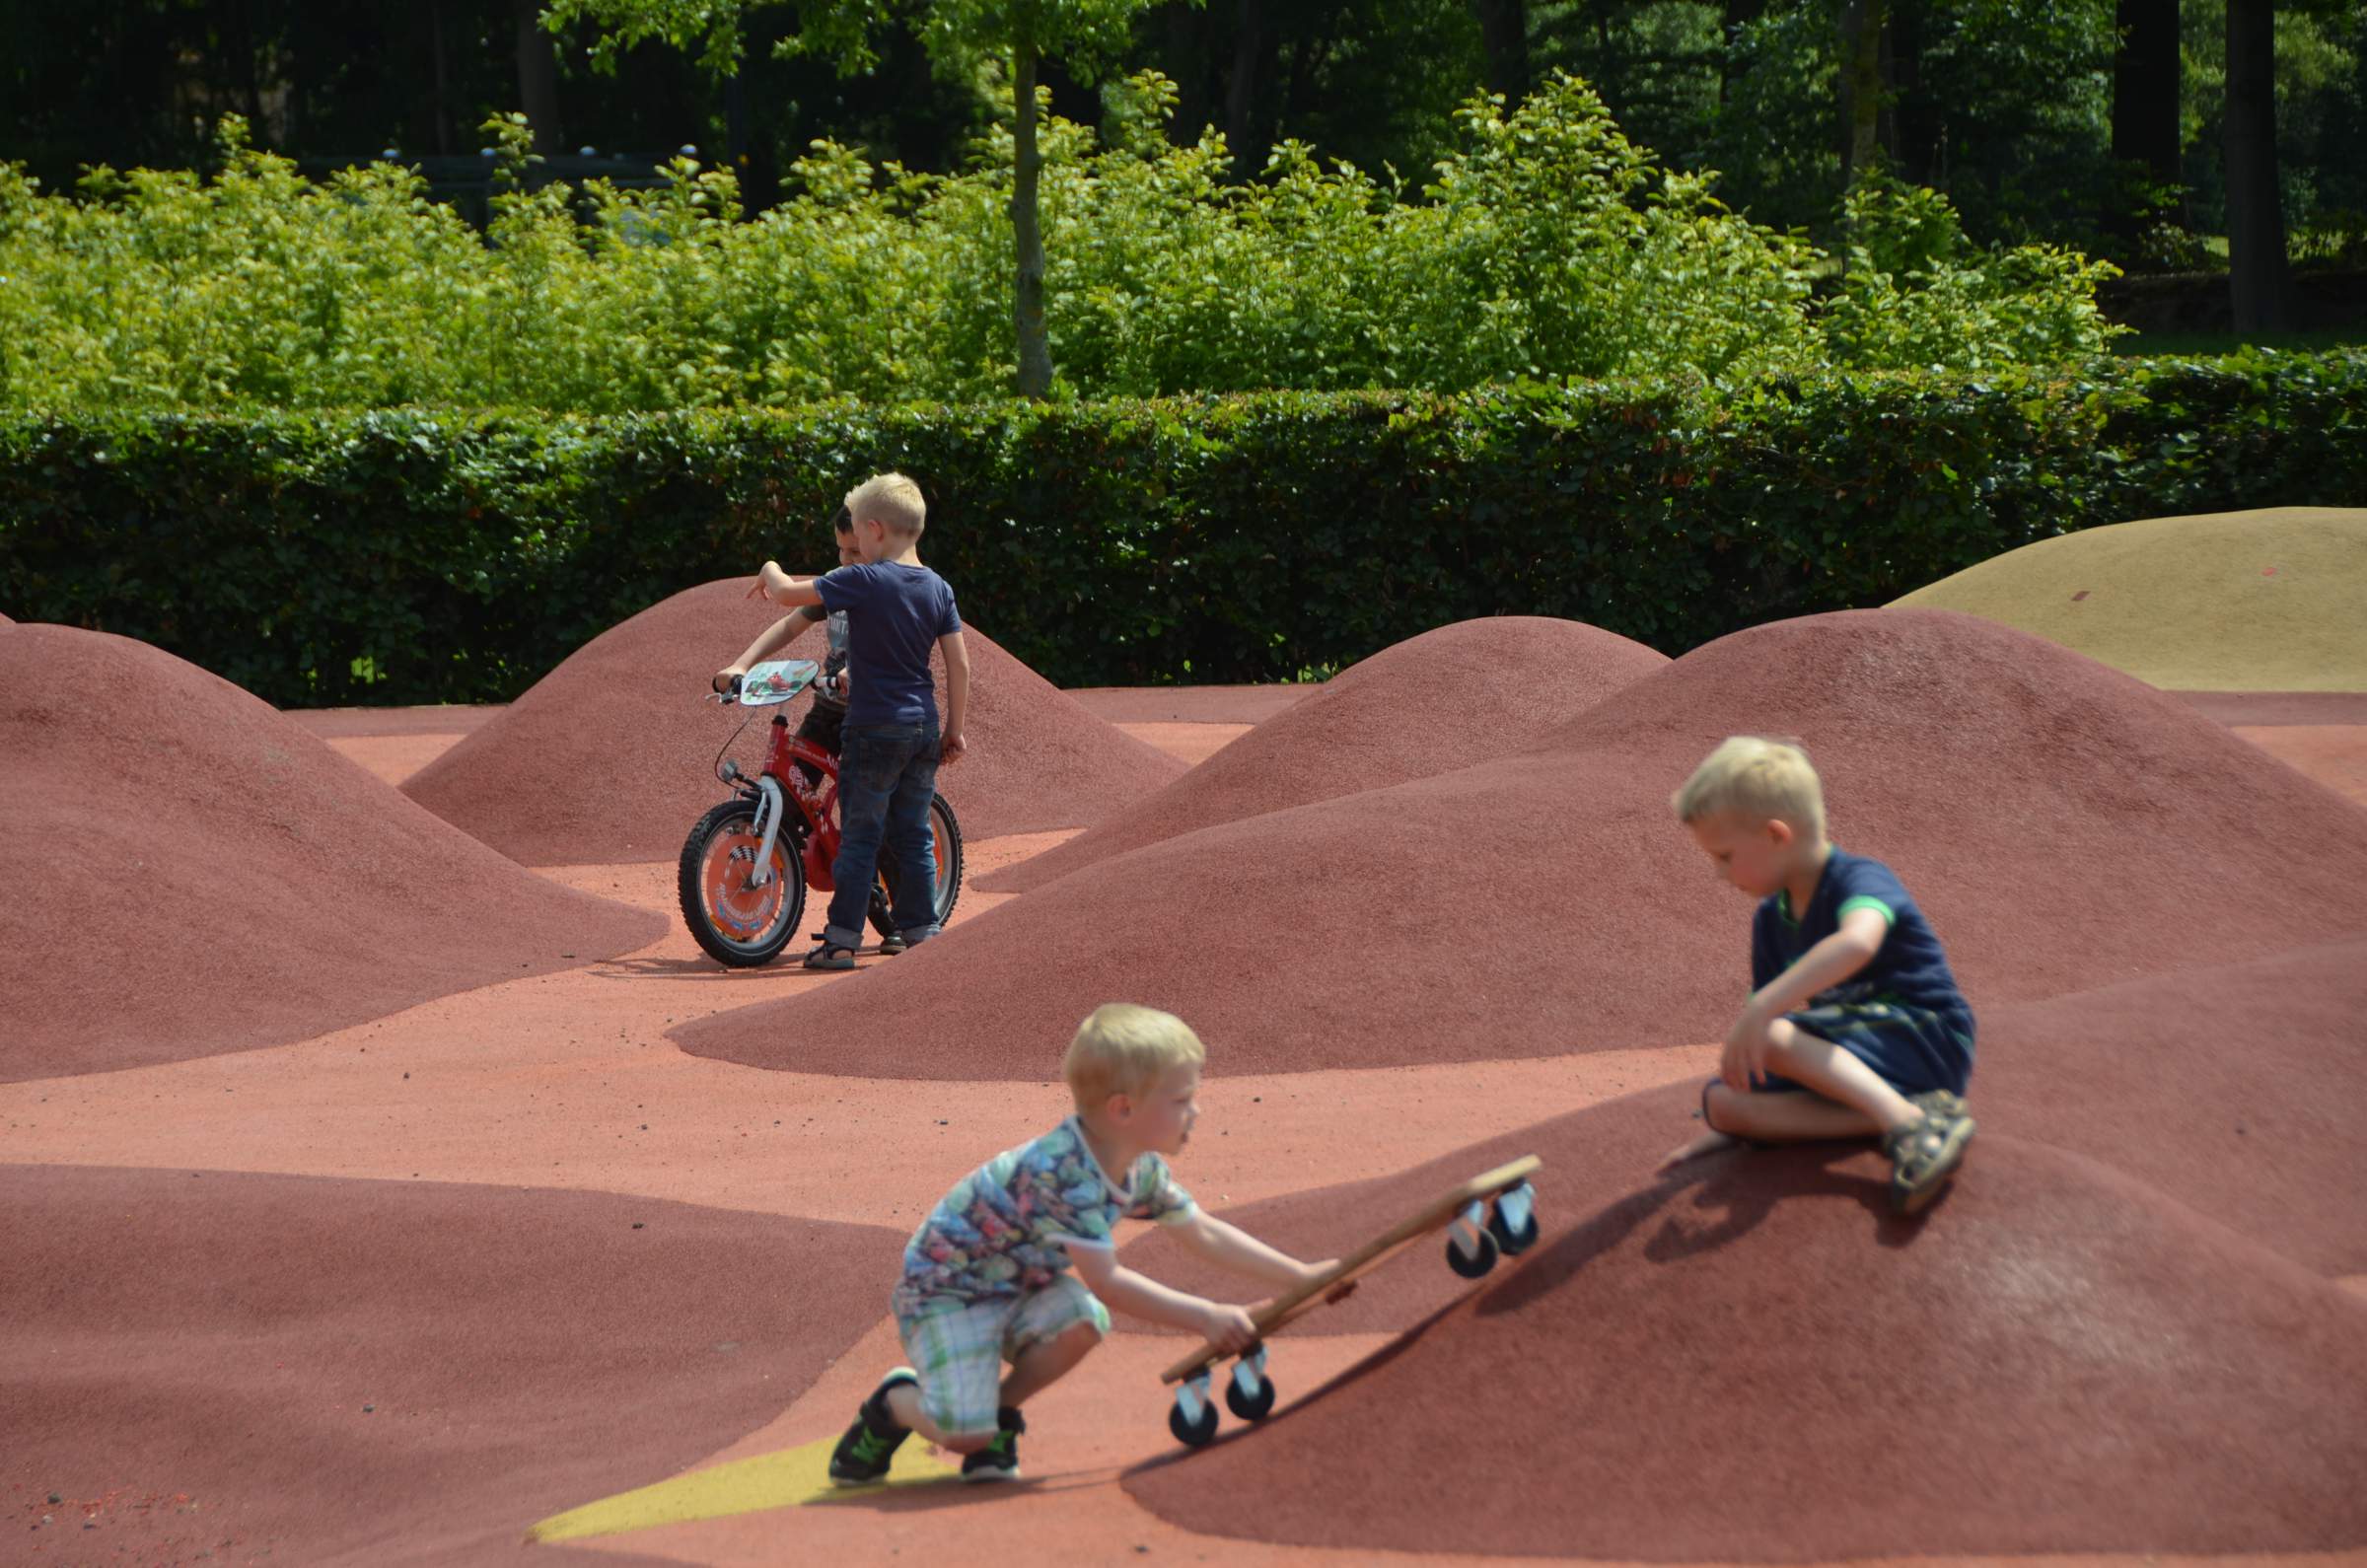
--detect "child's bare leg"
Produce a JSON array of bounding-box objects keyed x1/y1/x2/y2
[
  {"x1": 1705, "y1": 1083, "x2": 1883, "y2": 1143},
  {"x1": 1758, "y1": 1019, "x2": 1921, "y2": 1134},
  {"x1": 881, "y1": 1384, "x2": 992, "y2": 1454},
  {"x1": 879, "y1": 1320, "x2": 1100, "y2": 1453},
  {"x1": 1000, "y1": 1319, "x2": 1101, "y2": 1407}
]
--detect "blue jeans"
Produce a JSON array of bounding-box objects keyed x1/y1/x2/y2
[{"x1": 825, "y1": 720, "x2": 942, "y2": 949}]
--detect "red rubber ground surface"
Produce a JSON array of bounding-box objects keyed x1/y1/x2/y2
[
  {"x1": 1064, "y1": 685, "x2": 1317, "y2": 724},
  {"x1": 1122, "y1": 1133, "x2": 2367, "y2": 1558},
  {"x1": 0, "y1": 624, "x2": 662, "y2": 1082},
  {"x1": 399, "y1": 579, "x2": 1183, "y2": 863},
  {"x1": 676, "y1": 609, "x2": 2367, "y2": 1080},
  {"x1": 984, "y1": 617, "x2": 1667, "y2": 892},
  {"x1": 8, "y1": 575, "x2": 2364, "y2": 1565},
  {"x1": 4, "y1": 1166, "x2": 899, "y2": 1566}
]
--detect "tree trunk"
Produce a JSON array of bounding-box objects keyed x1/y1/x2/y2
[
  {"x1": 1160, "y1": 2, "x2": 1214, "y2": 146},
  {"x1": 2223, "y1": 0, "x2": 2291, "y2": 332},
  {"x1": 1837, "y1": 0, "x2": 1888, "y2": 184},
  {"x1": 1469, "y1": 0, "x2": 1530, "y2": 104},
  {"x1": 1226, "y1": 0, "x2": 1270, "y2": 178},
  {"x1": 429, "y1": 0, "x2": 452, "y2": 156},
  {"x1": 514, "y1": 0, "x2": 566, "y2": 154},
  {"x1": 1718, "y1": 0, "x2": 1766, "y2": 109},
  {"x1": 2112, "y1": 0, "x2": 2180, "y2": 182},
  {"x1": 1012, "y1": 43, "x2": 1053, "y2": 399}
]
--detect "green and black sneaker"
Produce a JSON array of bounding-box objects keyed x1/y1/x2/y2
[
  {"x1": 827, "y1": 1368, "x2": 918, "y2": 1486},
  {"x1": 960, "y1": 1405, "x2": 1026, "y2": 1483}
]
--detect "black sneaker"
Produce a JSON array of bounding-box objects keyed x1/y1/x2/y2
[
  {"x1": 960, "y1": 1405, "x2": 1026, "y2": 1483},
  {"x1": 827, "y1": 1368, "x2": 917, "y2": 1485}
]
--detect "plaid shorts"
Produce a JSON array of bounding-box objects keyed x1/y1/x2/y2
[{"x1": 897, "y1": 1274, "x2": 1110, "y2": 1437}]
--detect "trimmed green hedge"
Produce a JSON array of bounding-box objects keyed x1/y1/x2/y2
[{"x1": 3, "y1": 350, "x2": 2361, "y2": 706}]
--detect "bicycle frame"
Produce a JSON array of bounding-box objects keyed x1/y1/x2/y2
[{"x1": 736, "y1": 713, "x2": 848, "y2": 894}]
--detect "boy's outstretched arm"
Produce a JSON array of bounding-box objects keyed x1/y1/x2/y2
[
  {"x1": 1068, "y1": 1240, "x2": 1260, "y2": 1354},
  {"x1": 714, "y1": 607, "x2": 821, "y2": 691},
  {"x1": 752, "y1": 559, "x2": 827, "y2": 608},
  {"x1": 1721, "y1": 907, "x2": 1889, "y2": 1089},
  {"x1": 939, "y1": 629, "x2": 969, "y2": 761},
  {"x1": 1167, "y1": 1208, "x2": 1335, "y2": 1292}
]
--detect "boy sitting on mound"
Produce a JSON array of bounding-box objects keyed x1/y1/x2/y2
[
  {"x1": 1662, "y1": 737, "x2": 1976, "y2": 1214},
  {"x1": 828, "y1": 1003, "x2": 1336, "y2": 1485}
]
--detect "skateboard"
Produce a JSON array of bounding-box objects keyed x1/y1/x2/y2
[{"x1": 1160, "y1": 1154, "x2": 1542, "y2": 1448}]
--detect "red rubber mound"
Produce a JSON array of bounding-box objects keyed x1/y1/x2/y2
[
  {"x1": 5, "y1": 1165, "x2": 898, "y2": 1565},
  {"x1": 399, "y1": 579, "x2": 1183, "y2": 864},
  {"x1": 985, "y1": 617, "x2": 1666, "y2": 892},
  {"x1": 1972, "y1": 934, "x2": 2367, "y2": 1275},
  {"x1": 0, "y1": 624, "x2": 662, "y2": 1083},
  {"x1": 1063, "y1": 685, "x2": 1316, "y2": 724},
  {"x1": 674, "y1": 608, "x2": 2367, "y2": 1080},
  {"x1": 1123, "y1": 1136, "x2": 2367, "y2": 1558}
]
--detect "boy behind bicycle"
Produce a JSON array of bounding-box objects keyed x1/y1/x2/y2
[{"x1": 749, "y1": 473, "x2": 969, "y2": 969}]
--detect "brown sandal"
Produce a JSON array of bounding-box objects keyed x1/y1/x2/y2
[{"x1": 1883, "y1": 1109, "x2": 1975, "y2": 1214}]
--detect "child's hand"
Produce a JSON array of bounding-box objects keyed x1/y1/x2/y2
[
  {"x1": 751, "y1": 561, "x2": 793, "y2": 604},
  {"x1": 1195, "y1": 1302, "x2": 1258, "y2": 1355},
  {"x1": 712, "y1": 666, "x2": 744, "y2": 695},
  {"x1": 940, "y1": 730, "x2": 967, "y2": 764},
  {"x1": 1720, "y1": 1005, "x2": 1773, "y2": 1091}
]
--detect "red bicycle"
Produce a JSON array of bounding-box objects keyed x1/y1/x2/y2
[{"x1": 679, "y1": 659, "x2": 963, "y2": 967}]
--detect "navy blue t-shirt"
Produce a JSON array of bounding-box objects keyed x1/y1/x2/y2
[
  {"x1": 813, "y1": 562, "x2": 961, "y2": 727},
  {"x1": 1751, "y1": 849, "x2": 1973, "y2": 1034}
]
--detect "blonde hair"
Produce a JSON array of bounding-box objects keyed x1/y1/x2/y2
[
  {"x1": 1064, "y1": 1003, "x2": 1205, "y2": 1110},
  {"x1": 843, "y1": 472, "x2": 927, "y2": 538},
  {"x1": 1672, "y1": 736, "x2": 1827, "y2": 840}
]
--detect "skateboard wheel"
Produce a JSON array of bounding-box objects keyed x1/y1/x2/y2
[
  {"x1": 1225, "y1": 1370, "x2": 1277, "y2": 1422},
  {"x1": 1488, "y1": 1181, "x2": 1540, "y2": 1254},
  {"x1": 1446, "y1": 1227, "x2": 1499, "y2": 1279},
  {"x1": 1170, "y1": 1397, "x2": 1220, "y2": 1447}
]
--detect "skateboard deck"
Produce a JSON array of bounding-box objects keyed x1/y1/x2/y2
[{"x1": 1159, "y1": 1154, "x2": 1541, "y2": 1446}]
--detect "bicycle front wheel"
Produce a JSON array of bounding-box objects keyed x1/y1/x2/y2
[{"x1": 681, "y1": 796, "x2": 807, "y2": 966}]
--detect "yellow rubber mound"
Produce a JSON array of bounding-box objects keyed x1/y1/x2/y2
[{"x1": 1891, "y1": 507, "x2": 2367, "y2": 691}]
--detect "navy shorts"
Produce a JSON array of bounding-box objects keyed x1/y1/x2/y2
[{"x1": 1757, "y1": 1001, "x2": 1973, "y2": 1098}]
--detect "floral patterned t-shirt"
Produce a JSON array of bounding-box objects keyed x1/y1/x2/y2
[{"x1": 893, "y1": 1117, "x2": 1195, "y2": 1319}]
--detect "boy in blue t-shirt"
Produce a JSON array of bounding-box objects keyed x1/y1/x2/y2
[
  {"x1": 825, "y1": 1004, "x2": 1336, "y2": 1484},
  {"x1": 752, "y1": 473, "x2": 969, "y2": 969},
  {"x1": 1663, "y1": 736, "x2": 1976, "y2": 1214}
]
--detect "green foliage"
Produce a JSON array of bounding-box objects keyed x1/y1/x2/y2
[
  {"x1": 5, "y1": 351, "x2": 2357, "y2": 704},
  {"x1": 1822, "y1": 172, "x2": 2129, "y2": 370},
  {"x1": 0, "y1": 75, "x2": 2121, "y2": 409}
]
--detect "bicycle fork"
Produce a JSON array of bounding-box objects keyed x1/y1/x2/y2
[{"x1": 745, "y1": 775, "x2": 791, "y2": 890}]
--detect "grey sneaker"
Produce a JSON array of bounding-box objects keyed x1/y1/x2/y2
[
  {"x1": 960, "y1": 1405, "x2": 1025, "y2": 1483},
  {"x1": 880, "y1": 931, "x2": 908, "y2": 955}
]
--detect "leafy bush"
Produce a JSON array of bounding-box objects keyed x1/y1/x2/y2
[
  {"x1": 3, "y1": 351, "x2": 2357, "y2": 704},
  {"x1": 1822, "y1": 173, "x2": 2128, "y2": 371},
  {"x1": 2, "y1": 79, "x2": 2122, "y2": 409}
]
